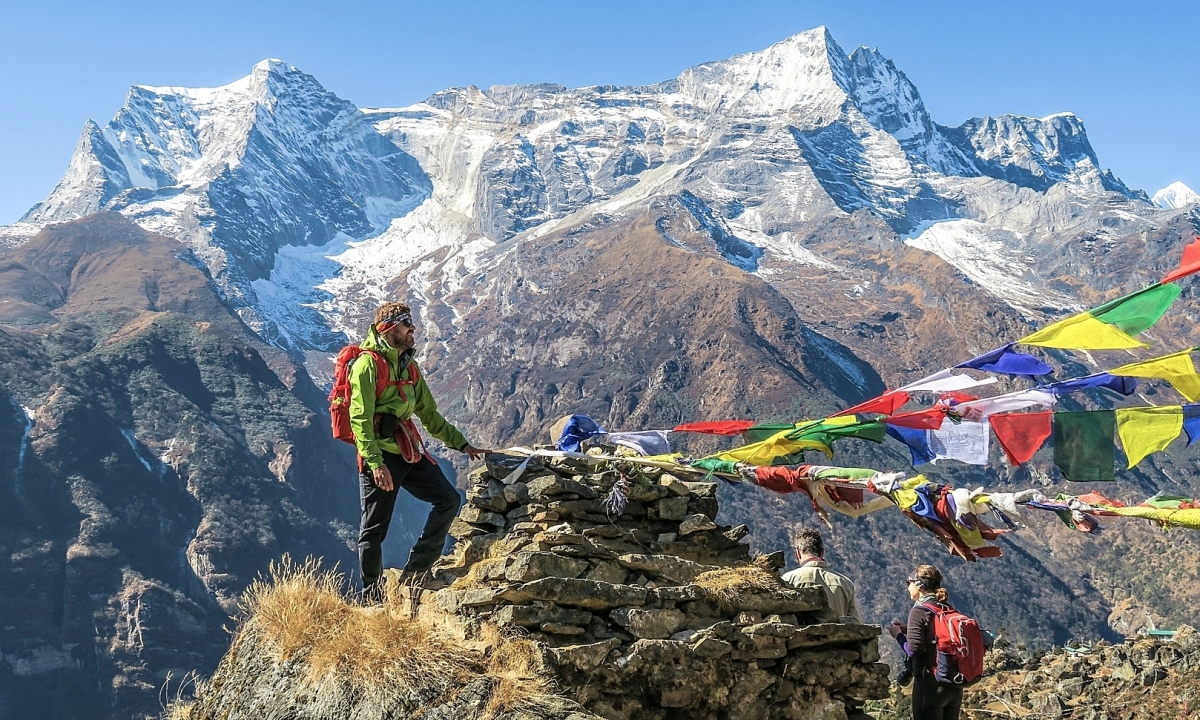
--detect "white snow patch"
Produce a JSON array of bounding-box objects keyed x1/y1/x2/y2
[
  {"x1": 904, "y1": 219, "x2": 1074, "y2": 315},
  {"x1": 1152, "y1": 181, "x2": 1200, "y2": 210},
  {"x1": 121, "y1": 429, "x2": 153, "y2": 472},
  {"x1": 15, "y1": 406, "x2": 34, "y2": 477},
  {"x1": 805, "y1": 330, "x2": 870, "y2": 392}
]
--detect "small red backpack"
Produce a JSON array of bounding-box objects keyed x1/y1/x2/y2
[
  {"x1": 921, "y1": 602, "x2": 985, "y2": 685},
  {"x1": 328, "y1": 346, "x2": 420, "y2": 444}
]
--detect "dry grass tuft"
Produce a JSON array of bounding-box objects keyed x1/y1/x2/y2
[
  {"x1": 481, "y1": 624, "x2": 555, "y2": 716},
  {"x1": 244, "y1": 557, "x2": 476, "y2": 694},
  {"x1": 166, "y1": 703, "x2": 195, "y2": 720},
  {"x1": 693, "y1": 557, "x2": 784, "y2": 609},
  {"x1": 240, "y1": 556, "x2": 558, "y2": 718}
]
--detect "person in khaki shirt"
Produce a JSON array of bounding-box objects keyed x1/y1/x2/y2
[{"x1": 780, "y1": 528, "x2": 863, "y2": 623}]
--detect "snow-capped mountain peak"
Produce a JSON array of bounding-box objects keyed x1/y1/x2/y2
[
  {"x1": 674, "y1": 27, "x2": 852, "y2": 121},
  {"x1": 1153, "y1": 181, "x2": 1200, "y2": 209},
  {"x1": 8, "y1": 30, "x2": 1164, "y2": 360}
]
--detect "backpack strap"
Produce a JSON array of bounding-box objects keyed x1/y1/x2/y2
[
  {"x1": 394, "y1": 360, "x2": 420, "y2": 402},
  {"x1": 363, "y1": 350, "x2": 399, "y2": 399}
]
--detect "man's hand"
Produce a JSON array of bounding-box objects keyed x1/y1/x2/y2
[
  {"x1": 887, "y1": 621, "x2": 906, "y2": 640},
  {"x1": 372, "y1": 464, "x2": 394, "y2": 491},
  {"x1": 463, "y1": 444, "x2": 489, "y2": 461}
]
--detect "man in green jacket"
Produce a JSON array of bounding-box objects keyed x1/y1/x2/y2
[
  {"x1": 351, "y1": 301, "x2": 484, "y2": 598},
  {"x1": 780, "y1": 528, "x2": 863, "y2": 623}
]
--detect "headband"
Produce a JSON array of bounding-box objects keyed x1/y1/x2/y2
[{"x1": 377, "y1": 312, "x2": 412, "y2": 334}]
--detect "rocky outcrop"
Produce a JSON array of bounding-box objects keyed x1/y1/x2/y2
[
  {"x1": 174, "y1": 449, "x2": 888, "y2": 720},
  {"x1": 417, "y1": 451, "x2": 890, "y2": 719},
  {"x1": 871, "y1": 626, "x2": 1200, "y2": 719}
]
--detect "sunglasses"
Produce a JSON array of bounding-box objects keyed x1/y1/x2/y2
[
  {"x1": 381, "y1": 314, "x2": 414, "y2": 329},
  {"x1": 906, "y1": 578, "x2": 919, "y2": 585}
]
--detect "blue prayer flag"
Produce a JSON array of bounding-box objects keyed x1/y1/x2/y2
[
  {"x1": 956, "y1": 343, "x2": 1053, "y2": 377},
  {"x1": 557, "y1": 415, "x2": 607, "y2": 452},
  {"x1": 886, "y1": 425, "x2": 935, "y2": 466},
  {"x1": 1184, "y1": 404, "x2": 1200, "y2": 447},
  {"x1": 1043, "y1": 373, "x2": 1138, "y2": 396}
]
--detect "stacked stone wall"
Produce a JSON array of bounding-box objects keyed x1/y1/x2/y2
[{"x1": 417, "y1": 451, "x2": 890, "y2": 720}]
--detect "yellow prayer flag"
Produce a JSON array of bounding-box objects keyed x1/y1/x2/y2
[
  {"x1": 714, "y1": 427, "x2": 831, "y2": 464},
  {"x1": 1018, "y1": 313, "x2": 1148, "y2": 350},
  {"x1": 1115, "y1": 406, "x2": 1183, "y2": 468},
  {"x1": 1110, "y1": 350, "x2": 1200, "y2": 402},
  {"x1": 1111, "y1": 506, "x2": 1200, "y2": 531}
]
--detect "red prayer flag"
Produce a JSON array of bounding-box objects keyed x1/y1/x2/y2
[
  {"x1": 832, "y1": 390, "x2": 910, "y2": 417},
  {"x1": 1163, "y1": 236, "x2": 1200, "y2": 284},
  {"x1": 989, "y1": 411, "x2": 1053, "y2": 465},
  {"x1": 883, "y1": 407, "x2": 947, "y2": 430},
  {"x1": 673, "y1": 420, "x2": 755, "y2": 436},
  {"x1": 753, "y1": 466, "x2": 812, "y2": 494}
]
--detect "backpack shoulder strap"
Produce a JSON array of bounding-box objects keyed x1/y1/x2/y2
[
  {"x1": 364, "y1": 350, "x2": 391, "y2": 399},
  {"x1": 921, "y1": 602, "x2": 951, "y2": 617}
]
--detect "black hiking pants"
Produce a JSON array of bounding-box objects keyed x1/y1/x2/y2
[
  {"x1": 911, "y1": 673, "x2": 962, "y2": 720},
  {"x1": 359, "y1": 450, "x2": 462, "y2": 592}
]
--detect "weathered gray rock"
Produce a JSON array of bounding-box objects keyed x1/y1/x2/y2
[
  {"x1": 527, "y1": 475, "x2": 599, "y2": 501},
  {"x1": 491, "y1": 603, "x2": 593, "y2": 628},
  {"x1": 610, "y1": 607, "x2": 686, "y2": 640},
  {"x1": 505, "y1": 551, "x2": 590, "y2": 582},
  {"x1": 679, "y1": 514, "x2": 718, "y2": 536},
  {"x1": 460, "y1": 505, "x2": 507, "y2": 527},
  {"x1": 496, "y1": 577, "x2": 648, "y2": 610},
  {"x1": 547, "y1": 638, "x2": 622, "y2": 672},
  {"x1": 616, "y1": 553, "x2": 714, "y2": 583},
  {"x1": 584, "y1": 560, "x2": 629, "y2": 585},
  {"x1": 785, "y1": 622, "x2": 880, "y2": 649},
  {"x1": 656, "y1": 496, "x2": 689, "y2": 520}
]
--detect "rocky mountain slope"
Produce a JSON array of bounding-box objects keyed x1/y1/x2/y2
[
  {"x1": 0, "y1": 213, "x2": 369, "y2": 719},
  {"x1": 5, "y1": 26, "x2": 1200, "y2": 720}
]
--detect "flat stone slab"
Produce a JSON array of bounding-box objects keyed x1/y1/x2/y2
[
  {"x1": 497, "y1": 577, "x2": 649, "y2": 610},
  {"x1": 505, "y1": 551, "x2": 590, "y2": 582},
  {"x1": 785, "y1": 622, "x2": 881, "y2": 649},
  {"x1": 490, "y1": 603, "x2": 593, "y2": 628},
  {"x1": 617, "y1": 554, "x2": 715, "y2": 583},
  {"x1": 723, "y1": 586, "x2": 826, "y2": 615}
]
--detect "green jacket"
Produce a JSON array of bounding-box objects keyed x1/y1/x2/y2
[{"x1": 350, "y1": 325, "x2": 469, "y2": 470}]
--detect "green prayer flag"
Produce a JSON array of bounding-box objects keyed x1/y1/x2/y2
[
  {"x1": 1053, "y1": 411, "x2": 1116, "y2": 482},
  {"x1": 792, "y1": 420, "x2": 888, "y2": 446},
  {"x1": 1091, "y1": 283, "x2": 1181, "y2": 335}
]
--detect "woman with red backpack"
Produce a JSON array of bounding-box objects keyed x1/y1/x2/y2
[{"x1": 888, "y1": 565, "x2": 986, "y2": 720}]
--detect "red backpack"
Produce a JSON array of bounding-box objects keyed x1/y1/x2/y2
[
  {"x1": 328, "y1": 346, "x2": 420, "y2": 444},
  {"x1": 921, "y1": 602, "x2": 985, "y2": 685}
]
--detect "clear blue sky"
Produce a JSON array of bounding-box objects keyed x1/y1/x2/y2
[{"x1": 2, "y1": 0, "x2": 1197, "y2": 224}]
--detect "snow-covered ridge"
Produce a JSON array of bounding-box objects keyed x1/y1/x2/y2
[
  {"x1": 1153, "y1": 181, "x2": 1200, "y2": 209},
  {"x1": 7, "y1": 28, "x2": 1161, "y2": 361}
]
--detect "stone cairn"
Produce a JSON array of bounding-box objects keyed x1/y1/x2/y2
[{"x1": 411, "y1": 451, "x2": 890, "y2": 720}]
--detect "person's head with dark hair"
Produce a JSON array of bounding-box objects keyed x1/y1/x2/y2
[
  {"x1": 792, "y1": 528, "x2": 825, "y2": 563},
  {"x1": 374, "y1": 301, "x2": 416, "y2": 351},
  {"x1": 907, "y1": 564, "x2": 949, "y2": 603}
]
